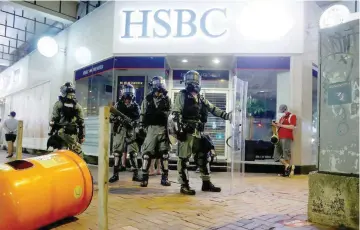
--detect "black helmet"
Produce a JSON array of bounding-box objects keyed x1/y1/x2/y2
[
  {"x1": 150, "y1": 76, "x2": 167, "y2": 94},
  {"x1": 123, "y1": 83, "x2": 136, "y2": 100},
  {"x1": 184, "y1": 70, "x2": 201, "y2": 93},
  {"x1": 60, "y1": 82, "x2": 76, "y2": 98}
]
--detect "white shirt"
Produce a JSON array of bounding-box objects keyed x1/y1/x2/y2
[{"x1": 3, "y1": 117, "x2": 18, "y2": 134}]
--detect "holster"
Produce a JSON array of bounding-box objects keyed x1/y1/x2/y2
[{"x1": 63, "y1": 125, "x2": 77, "y2": 135}]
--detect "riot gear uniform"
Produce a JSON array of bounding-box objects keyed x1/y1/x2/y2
[
  {"x1": 48, "y1": 82, "x2": 85, "y2": 157},
  {"x1": 109, "y1": 83, "x2": 142, "y2": 183},
  {"x1": 139, "y1": 76, "x2": 172, "y2": 187},
  {"x1": 194, "y1": 97, "x2": 217, "y2": 172},
  {"x1": 171, "y1": 70, "x2": 231, "y2": 195}
]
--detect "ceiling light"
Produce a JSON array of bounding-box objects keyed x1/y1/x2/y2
[
  {"x1": 213, "y1": 58, "x2": 220, "y2": 64},
  {"x1": 37, "y1": 36, "x2": 59, "y2": 58},
  {"x1": 319, "y1": 4, "x2": 350, "y2": 29},
  {"x1": 237, "y1": 0, "x2": 294, "y2": 41},
  {"x1": 182, "y1": 59, "x2": 188, "y2": 63}
]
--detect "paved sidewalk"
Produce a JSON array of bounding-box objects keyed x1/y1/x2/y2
[
  {"x1": 0, "y1": 150, "x2": 32, "y2": 163},
  {"x1": 51, "y1": 167, "x2": 331, "y2": 230},
  {"x1": 1, "y1": 152, "x2": 331, "y2": 230}
]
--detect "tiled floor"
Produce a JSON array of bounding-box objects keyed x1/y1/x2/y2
[{"x1": 0, "y1": 151, "x2": 332, "y2": 230}]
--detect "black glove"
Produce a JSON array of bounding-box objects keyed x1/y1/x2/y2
[{"x1": 198, "y1": 123, "x2": 205, "y2": 132}]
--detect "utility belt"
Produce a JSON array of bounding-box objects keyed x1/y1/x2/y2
[
  {"x1": 182, "y1": 121, "x2": 201, "y2": 134},
  {"x1": 51, "y1": 124, "x2": 78, "y2": 136},
  {"x1": 61, "y1": 125, "x2": 78, "y2": 135}
]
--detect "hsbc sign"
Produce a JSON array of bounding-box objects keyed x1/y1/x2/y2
[{"x1": 120, "y1": 8, "x2": 228, "y2": 39}]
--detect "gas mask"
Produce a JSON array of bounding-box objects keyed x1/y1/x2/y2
[{"x1": 184, "y1": 70, "x2": 201, "y2": 93}]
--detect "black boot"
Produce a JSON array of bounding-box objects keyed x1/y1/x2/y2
[
  {"x1": 160, "y1": 173, "x2": 171, "y2": 186},
  {"x1": 140, "y1": 173, "x2": 149, "y2": 187},
  {"x1": 180, "y1": 184, "x2": 196, "y2": 195},
  {"x1": 109, "y1": 173, "x2": 119, "y2": 183},
  {"x1": 109, "y1": 166, "x2": 119, "y2": 183},
  {"x1": 132, "y1": 169, "x2": 141, "y2": 182},
  {"x1": 201, "y1": 180, "x2": 221, "y2": 192}
]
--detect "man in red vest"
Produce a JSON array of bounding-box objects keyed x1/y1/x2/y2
[{"x1": 272, "y1": 104, "x2": 297, "y2": 177}]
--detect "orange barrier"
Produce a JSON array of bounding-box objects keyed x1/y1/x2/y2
[{"x1": 0, "y1": 150, "x2": 93, "y2": 230}]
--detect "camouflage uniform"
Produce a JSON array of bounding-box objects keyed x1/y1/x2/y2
[
  {"x1": 171, "y1": 70, "x2": 231, "y2": 195},
  {"x1": 139, "y1": 80, "x2": 172, "y2": 187},
  {"x1": 50, "y1": 86, "x2": 85, "y2": 158},
  {"x1": 109, "y1": 83, "x2": 142, "y2": 183}
]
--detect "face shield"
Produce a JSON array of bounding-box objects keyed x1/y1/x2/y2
[
  {"x1": 152, "y1": 77, "x2": 167, "y2": 95},
  {"x1": 184, "y1": 71, "x2": 201, "y2": 93},
  {"x1": 123, "y1": 85, "x2": 136, "y2": 101}
]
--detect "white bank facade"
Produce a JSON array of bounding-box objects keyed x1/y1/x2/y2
[{"x1": 0, "y1": 0, "x2": 322, "y2": 168}]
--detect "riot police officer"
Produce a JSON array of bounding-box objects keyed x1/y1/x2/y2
[
  {"x1": 139, "y1": 76, "x2": 172, "y2": 187},
  {"x1": 170, "y1": 70, "x2": 231, "y2": 195},
  {"x1": 49, "y1": 82, "x2": 85, "y2": 157},
  {"x1": 109, "y1": 83, "x2": 141, "y2": 183}
]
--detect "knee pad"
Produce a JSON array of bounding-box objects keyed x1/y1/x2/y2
[
  {"x1": 160, "y1": 151, "x2": 169, "y2": 160},
  {"x1": 113, "y1": 152, "x2": 121, "y2": 166},
  {"x1": 206, "y1": 152, "x2": 212, "y2": 163},
  {"x1": 141, "y1": 152, "x2": 152, "y2": 171},
  {"x1": 179, "y1": 157, "x2": 190, "y2": 182},
  {"x1": 142, "y1": 152, "x2": 150, "y2": 161}
]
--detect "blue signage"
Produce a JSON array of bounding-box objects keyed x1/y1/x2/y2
[
  {"x1": 173, "y1": 70, "x2": 229, "y2": 81},
  {"x1": 121, "y1": 8, "x2": 228, "y2": 39},
  {"x1": 236, "y1": 56, "x2": 291, "y2": 70},
  {"x1": 114, "y1": 57, "x2": 165, "y2": 69},
  {"x1": 74, "y1": 58, "x2": 114, "y2": 80},
  {"x1": 74, "y1": 57, "x2": 165, "y2": 81}
]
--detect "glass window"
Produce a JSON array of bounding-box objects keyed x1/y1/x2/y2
[
  {"x1": 312, "y1": 74, "x2": 318, "y2": 165},
  {"x1": 76, "y1": 71, "x2": 114, "y2": 116},
  {"x1": 75, "y1": 70, "x2": 115, "y2": 155},
  {"x1": 237, "y1": 68, "x2": 290, "y2": 162},
  {"x1": 238, "y1": 69, "x2": 290, "y2": 141}
]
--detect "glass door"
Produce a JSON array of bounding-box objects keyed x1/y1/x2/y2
[{"x1": 227, "y1": 76, "x2": 248, "y2": 191}]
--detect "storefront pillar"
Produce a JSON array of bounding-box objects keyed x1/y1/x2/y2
[
  {"x1": 276, "y1": 71, "x2": 291, "y2": 120},
  {"x1": 289, "y1": 55, "x2": 315, "y2": 170}
]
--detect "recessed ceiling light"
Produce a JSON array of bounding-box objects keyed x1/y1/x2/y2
[
  {"x1": 213, "y1": 58, "x2": 220, "y2": 64},
  {"x1": 182, "y1": 59, "x2": 188, "y2": 63}
]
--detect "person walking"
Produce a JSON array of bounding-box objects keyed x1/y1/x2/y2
[{"x1": 3, "y1": 111, "x2": 18, "y2": 158}]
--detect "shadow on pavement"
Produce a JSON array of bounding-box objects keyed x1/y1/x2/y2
[{"x1": 39, "y1": 217, "x2": 79, "y2": 230}]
